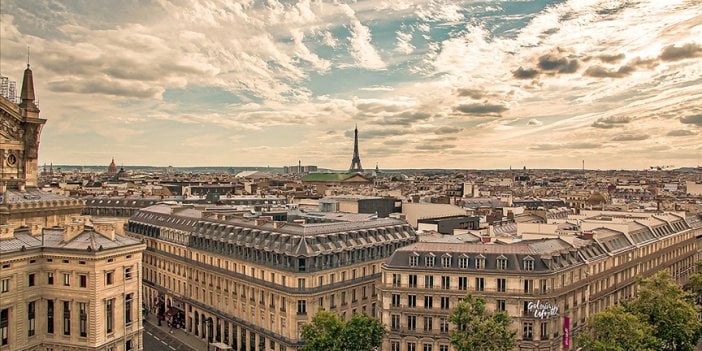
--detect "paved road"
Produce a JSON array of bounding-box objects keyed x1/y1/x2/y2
[{"x1": 144, "y1": 321, "x2": 197, "y2": 351}]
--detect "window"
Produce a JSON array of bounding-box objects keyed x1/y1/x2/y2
[
  {"x1": 297, "y1": 278, "x2": 305, "y2": 289},
  {"x1": 432, "y1": 296, "x2": 446, "y2": 310},
  {"x1": 540, "y1": 279, "x2": 548, "y2": 294},
  {"x1": 497, "y1": 278, "x2": 506, "y2": 292},
  {"x1": 425, "y1": 255, "x2": 435, "y2": 267},
  {"x1": 0, "y1": 308, "x2": 8, "y2": 346},
  {"x1": 523, "y1": 321, "x2": 534, "y2": 340},
  {"x1": 106, "y1": 271, "x2": 114, "y2": 285},
  {"x1": 497, "y1": 299, "x2": 506, "y2": 312},
  {"x1": 424, "y1": 275, "x2": 434, "y2": 289},
  {"x1": 441, "y1": 276, "x2": 450, "y2": 289},
  {"x1": 409, "y1": 254, "x2": 419, "y2": 267},
  {"x1": 1, "y1": 279, "x2": 8, "y2": 292},
  {"x1": 458, "y1": 277, "x2": 468, "y2": 291},
  {"x1": 63, "y1": 273, "x2": 70, "y2": 286},
  {"x1": 423, "y1": 317, "x2": 433, "y2": 331},
  {"x1": 79, "y1": 275, "x2": 87, "y2": 288},
  {"x1": 391, "y1": 294, "x2": 400, "y2": 307},
  {"x1": 106, "y1": 299, "x2": 114, "y2": 333},
  {"x1": 440, "y1": 345, "x2": 449, "y2": 351},
  {"x1": 524, "y1": 279, "x2": 534, "y2": 294},
  {"x1": 407, "y1": 315, "x2": 416, "y2": 331},
  {"x1": 297, "y1": 300, "x2": 306, "y2": 315},
  {"x1": 28, "y1": 301, "x2": 36, "y2": 336},
  {"x1": 407, "y1": 342, "x2": 416, "y2": 351},
  {"x1": 63, "y1": 301, "x2": 71, "y2": 336},
  {"x1": 440, "y1": 317, "x2": 451, "y2": 333},
  {"x1": 28, "y1": 273, "x2": 36, "y2": 287},
  {"x1": 458, "y1": 256, "x2": 469, "y2": 269},
  {"x1": 408, "y1": 295, "x2": 417, "y2": 308},
  {"x1": 408, "y1": 275, "x2": 417, "y2": 288},
  {"x1": 79, "y1": 303, "x2": 87, "y2": 337},
  {"x1": 424, "y1": 296, "x2": 433, "y2": 309},
  {"x1": 497, "y1": 257, "x2": 508, "y2": 270},
  {"x1": 126, "y1": 339, "x2": 133, "y2": 351},
  {"x1": 392, "y1": 274, "x2": 401, "y2": 287},
  {"x1": 125, "y1": 267, "x2": 133, "y2": 280},
  {"x1": 47, "y1": 300, "x2": 54, "y2": 334},
  {"x1": 475, "y1": 277, "x2": 484, "y2": 291},
  {"x1": 125, "y1": 294, "x2": 133, "y2": 324},
  {"x1": 441, "y1": 255, "x2": 451, "y2": 268},
  {"x1": 523, "y1": 258, "x2": 535, "y2": 271},
  {"x1": 540, "y1": 321, "x2": 548, "y2": 340},
  {"x1": 391, "y1": 341, "x2": 401, "y2": 351},
  {"x1": 391, "y1": 314, "x2": 400, "y2": 330},
  {"x1": 424, "y1": 344, "x2": 433, "y2": 351},
  {"x1": 475, "y1": 256, "x2": 485, "y2": 269}
]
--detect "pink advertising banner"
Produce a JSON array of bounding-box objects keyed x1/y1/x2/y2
[{"x1": 563, "y1": 316, "x2": 571, "y2": 349}]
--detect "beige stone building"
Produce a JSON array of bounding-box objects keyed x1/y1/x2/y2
[
  {"x1": 0, "y1": 64, "x2": 146, "y2": 351},
  {"x1": 379, "y1": 211, "x2": 700, "y2": 351},
  {"x1": 126, "y1": 204, "x2": 417, "y2": 350}
]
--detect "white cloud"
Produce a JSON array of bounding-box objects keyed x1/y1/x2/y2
[
  {"x1": 395, "y1": 30, "x2": 415, "y2": 54},
  {"x1": 348, "y1": 20, "x2": 387, "y2": 70}
]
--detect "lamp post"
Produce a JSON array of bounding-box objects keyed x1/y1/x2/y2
[{"x1": 206, "y1": 317, "x2": 213, "y2": 351}]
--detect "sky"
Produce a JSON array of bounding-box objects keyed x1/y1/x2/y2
[{"x1": 1, "y1": 0, "x2": 701, "y2": 170}]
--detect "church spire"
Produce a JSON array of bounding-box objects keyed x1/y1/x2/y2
[{"x1": 19, "y1": 63, "x2": 39, "y2": 112}]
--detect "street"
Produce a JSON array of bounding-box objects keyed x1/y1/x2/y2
[{"x1": 144, "y1": 321, "x2": 197, "y2": 351}]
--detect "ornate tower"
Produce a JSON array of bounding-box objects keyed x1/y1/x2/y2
[{"x1": 349, "y1": 125, "x2": 363, "y2": 173}]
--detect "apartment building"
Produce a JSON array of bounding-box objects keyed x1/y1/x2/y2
[
  {"x1": 126, "y1": 204, "x2": 417, "y2": 351},
  {"x1": 380, "y1": 211, "x2": 699, "y2": 351}
]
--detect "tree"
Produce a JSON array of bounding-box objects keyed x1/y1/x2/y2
[
  {"x1": 627, "y1": 271, "x2": 702, "y2": 351},
  {"x1": 449, "y1": 295, "x2": 516, "y2": 351},
  {"x1": 300, "y1": 311, "x2": 386, "y2": 351},
  {"x1": 684, "y1": 262, "x2": 702, "y2": 305},
  {"x1": 576, "y1": 306, "x2": 661, "y2": 351}
]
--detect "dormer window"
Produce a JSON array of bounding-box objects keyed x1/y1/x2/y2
[
  {"x1": 458, "y1": 255, "x2": 469, "y2": 269},
  {"x1": 523, "y1": 257, "x2": 535, "y2": 271},
  {"x1": 425, "y1": 254, "x2": 436, "y2": 267},
  {"x1": 441, "y1": 254, "x2": 452, "y2": 268},
  {"x1": 475, "y1": 255, "x2": 485, "y2": 269},
  {"x1": 409, "y1": 253, "x2": 419, "y2": 267},
  {"x1": 496, "y1": 256, "x2": 508, "y2": 270}
]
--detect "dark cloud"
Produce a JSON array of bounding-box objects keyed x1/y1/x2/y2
[
  {"x1": 667, "y1": 130, "x2": 696, "y2": 137},
  {"x1": 597, "y1": 53, "x2": 625, "y2": 63},
  {"x1": 584, "y1": 65, "x2": 634, "y2": 78},
  {"x1": 456, "y1": 88, "x2": 486, "y2": 99},
  {"x1": 47, "y1": 78, "x2": 162, "y2": 98},
  {"x1": 612, "y1": 133, "x2": 648, "y2": 141},
  {"x1": 592, "y1": 116, "x2": 631, "y2": 128},
  {"x1": 345, "y1": 127, "x2": 407, "y2": 139},
  {"x1": 513, "y1": 67, "x2": 539, "y2": 79},
  {"x1": 660, "y1": 43, "x2": 702, "y2": 61},
  {"x1": 680, "y1": 114, "x2": 702, "y2": 126},
  {"x1": 383, "y1": 139, "x2": 407, "y2": 146},
  {"x1": 584, "y1": 56, "x2": 658, "y2": 79},
  {"x1": 527, "y1": 119, "x2": 542, "y2": 126},
  {"x1": 537, "y1": 54, "x2": 579, "y2": 73},
  {"x1": 435, "y1": 126, "x2": 463, "y2": 134},
  {"x1": 454, "y1": 103, "x2": 508, "y2": 115},
  {"x1": 530, "y1": 142, "x2": 599, "y2": 151}
]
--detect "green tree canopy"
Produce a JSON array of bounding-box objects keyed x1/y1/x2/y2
[
  {"x1": 576, "y1": 306, "x2": 661, "y2": 351},
  {"x1": 300, "y1": 311, "x2": 386, "y2": 351},
  {"x1": 684, "y1": 262, "x2": 702, "y2": 305},
  {"x1": 627, "y1": 271, "x2": 702, "y2": 351},
  {"x1": 449, "y1": 295, "x2": 517, "y2": 351}
]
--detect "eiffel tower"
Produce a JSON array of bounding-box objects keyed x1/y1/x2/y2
[{"x1": 349, "y1": 125, "x2": 363, "y2": 173}]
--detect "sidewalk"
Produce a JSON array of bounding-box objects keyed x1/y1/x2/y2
[{"x1": 144, "y1": 313, "x2": 207, "y2": 351}]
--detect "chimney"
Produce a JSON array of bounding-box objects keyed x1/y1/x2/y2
[
  {"x1": 273, "y1": 221, "x2": 286, "y2": 229},
  {"x1": 92, "y1": 221, "x2": 116, "y2": 241},
  {"x1": 582, "y1": 231, "x2": 594, "y2": 239},
  {"x1": 293, "y1": 219, "x2": 306, "y2": 225},
  {"x1": 481, "y1": 236, "x2": 491, "y2": 243},
  {"x1": 63, "y1": 222, "x2": 85, "y2": 242},
  {"x1": 0, "y1": 225, "x2": 15, "y2": 240}
]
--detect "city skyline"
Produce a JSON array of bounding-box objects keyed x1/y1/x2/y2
[{"x1": 1, "y1": 0, "x2": 701, "y2": 169}]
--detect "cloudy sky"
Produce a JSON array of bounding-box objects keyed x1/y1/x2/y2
[{"x1": 1, "y1": 0, "x2": 701, "y2": 170}]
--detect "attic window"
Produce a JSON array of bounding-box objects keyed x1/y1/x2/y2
[
  {"x1": 409, "y1": 253, "x2": 419, "y2": 267},
  {"x1": 523, "y1": 257, "x2": 535, "y2": 271}
]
